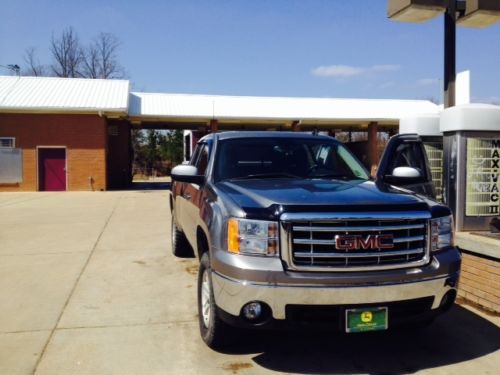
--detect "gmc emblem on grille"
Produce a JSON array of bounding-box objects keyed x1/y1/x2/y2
[{"x1": 335, "y1": 234, "x2": 394, "y2": 250}]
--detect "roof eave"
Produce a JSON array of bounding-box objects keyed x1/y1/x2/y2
[
  {"x1": 0, "y1": 107, "x2": 128, "y2": 116},
  {"x1": 128, "y1": 113, "x2": 401, "y2": 125}
]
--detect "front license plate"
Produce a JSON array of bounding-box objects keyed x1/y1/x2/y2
[{"x1": 345, "y1": 307, "x2": 388, "y2": 333}]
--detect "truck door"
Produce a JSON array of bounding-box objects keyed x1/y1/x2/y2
[
  {"x1": 182, "y1": 142, "x2": 210, "y2": 247},
  {"x1": 376, "y1": 134, "x2": 435, "y2": 198},
  {"x1": 175, "y1": 144, "x2": 200, "y2": 233}
]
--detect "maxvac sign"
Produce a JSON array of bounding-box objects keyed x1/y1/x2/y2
[{"x1": 466, "y1": 138, "x2": 500, "y2": 216}]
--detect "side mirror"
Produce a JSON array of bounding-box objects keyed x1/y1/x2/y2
[
  {"x1": 392, "y1": 167, "x2": 421, "y2": 178},
  {"x1": 383, "y1": 166, "x2": 423, "y2": 185},
  {"x1": 171, "y1": 165, "x2": 205, "y2": 185}
]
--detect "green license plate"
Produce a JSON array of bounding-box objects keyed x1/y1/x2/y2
[{"x1": 345, "y1": 307, "x2": 388, "y2": 333}]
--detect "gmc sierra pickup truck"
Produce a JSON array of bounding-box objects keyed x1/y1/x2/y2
[{"x1": 169, "y1": 131, "x2": 461, "y2": 348}]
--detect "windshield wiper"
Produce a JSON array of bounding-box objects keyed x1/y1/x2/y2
[{"x1": 230, "y1": 172, "x2": 302, "y2": 180}]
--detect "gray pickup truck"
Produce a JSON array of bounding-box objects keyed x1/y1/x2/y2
[{"x1": 169, "y1": 131, "x2": 461, "y2": 348}]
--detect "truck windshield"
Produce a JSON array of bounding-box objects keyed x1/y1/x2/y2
[{"x1": 214, "y1": 138, "x2": 370, "y2": 181}]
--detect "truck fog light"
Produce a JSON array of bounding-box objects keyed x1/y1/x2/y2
[{"x1": 242, "y1": 302, "x2": 263, "y2": 320}]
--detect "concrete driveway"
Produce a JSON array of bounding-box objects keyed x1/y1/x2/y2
[{"x1": 0, "y1": 188, "x2": 499, "y2": 375}]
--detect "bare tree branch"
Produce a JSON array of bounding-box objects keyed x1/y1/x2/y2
[
  {"x1": 50, "y1": 27, "x2": 84, "y2": 77},
  {"x1": 23, "y1": 47, "x2": 47, "y2": 76},
  {"x1": 83, "y1": 32, "x2": 125, "y2": 79},
  {"x1": 83, "y1": 44, "x2": 99, "y2": 78},
  {"x1": 24, "y1": 27, "x2": 125, "y2": 80}
]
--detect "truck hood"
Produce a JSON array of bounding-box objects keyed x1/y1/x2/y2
[{"x1": 216, "y1": 178, "x2": 426, "y2": 212}]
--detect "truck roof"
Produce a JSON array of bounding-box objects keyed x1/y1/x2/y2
[{"x1": 200, "y1": 131, "x2": 335, "y2": 142}]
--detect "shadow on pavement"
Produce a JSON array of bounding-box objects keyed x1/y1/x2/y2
[{"x1": 219, "y1": 305, "x2": 500, "y2": 374}]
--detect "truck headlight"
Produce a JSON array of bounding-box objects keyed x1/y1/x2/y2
[
  {"x1": 431, "y1": 215, "x2": 454, "y2": 252},
  {"x1": 227, "y1": 218, "x2": 278, "y2": 256}
]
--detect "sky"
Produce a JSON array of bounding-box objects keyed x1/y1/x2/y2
[{"x1": 1, "y1": 0, "x2": 499, "y2": 103}]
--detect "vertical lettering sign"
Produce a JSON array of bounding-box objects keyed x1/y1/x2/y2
[{"x1": 466, "y1": 138, "x2": 500, "y2": 216}]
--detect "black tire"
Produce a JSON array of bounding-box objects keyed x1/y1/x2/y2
[
  {"x1": 171, "y1": 212, "x2": 193, "y2": 257},
  {"x1": 198, "y1": 252, "x2": 233, "y2": 349}
]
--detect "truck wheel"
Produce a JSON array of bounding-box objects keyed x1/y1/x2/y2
[
  {"x1": 171, "y1": 213, "x2": 192, "y2": 257},
  {"x1": 198, "y1": 252, "x2": 233, "y2": 349}
]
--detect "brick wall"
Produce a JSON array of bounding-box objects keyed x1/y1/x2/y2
[
  {"x1": 458, "y1": 251, "x2": 500, "y2": 314},
  {"x1": 0, "y1": 113, "x2": 107, "y2": 191}
]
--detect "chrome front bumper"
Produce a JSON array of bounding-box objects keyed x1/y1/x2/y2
[{"x1": 212, "y1": 272, "x2": 456, "y2": 319}]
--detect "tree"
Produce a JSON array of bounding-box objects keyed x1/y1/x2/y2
[
  {"x1": 23, "y1": 47, "x2": 47, "y2": 77},
  {"x1": 83, "y1": 32, "x2": 125, "y2": 79},
  {"x1": 144, "y1": 130, "x2": 161, "y2": 174},
  {"x1": 50, "y1": 26, "x2": 83, "y2": 77},
  {"x1": 82, "y1": 43, "x2": 99, "y2": 79},
  {"x1": 159, "y1": 130, "x2": 184, "y2": 164},
  {"x1": 22, "y1": 27, "x2": 125, "y2": 80}
]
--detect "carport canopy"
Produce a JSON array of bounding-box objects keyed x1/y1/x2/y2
[{"x1": 128, "y1": 92, "x2": 440, "y2": 131}]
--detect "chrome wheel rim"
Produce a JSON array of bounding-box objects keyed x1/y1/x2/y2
[{"x1": 201, "y1": 269, "x2": 211, "y2": 328}]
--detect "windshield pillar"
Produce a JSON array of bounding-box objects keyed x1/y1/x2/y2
[{"x1": 368, "y1": 122, "x2": 379, "y2": 177}]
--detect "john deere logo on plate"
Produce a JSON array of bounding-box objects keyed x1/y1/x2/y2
[
  {"x1": 346, "y1": 307, "x2": 387, "y2": 333},
  {"x1": 361, "y1": 311, "x2": 372, "y2": 323}
]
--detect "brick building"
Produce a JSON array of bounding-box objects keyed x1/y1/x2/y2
[{"x1": 0, "y1": 76, "x2": 129, "y2": 191}]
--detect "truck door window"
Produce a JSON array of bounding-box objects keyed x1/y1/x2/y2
[
  {"x1": 388, "y1": 143, "x2": 427, "y2": 177},
  {"x1": 190, "y1": 145, "x2": 201, "y2": 166},
  {"x1": 196, "y1": 145, "x2": 209, "y2": 176}
]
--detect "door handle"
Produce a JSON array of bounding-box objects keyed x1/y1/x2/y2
[{"x1": 183, "y1": 193, "x2": 192, "y2": 200}]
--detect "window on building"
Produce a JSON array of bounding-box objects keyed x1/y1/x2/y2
[{"x1": 0, "y1": 137, "x2": 15, "y2": 148}]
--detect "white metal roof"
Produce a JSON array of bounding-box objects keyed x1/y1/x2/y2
[
  {"x1": 0, "y1": 75, "x2": 441, "y2": 124},
  {"x1": 0, "y1": 76, "x2": 129, "y2": 114},
  {"x1": 129, "y1": 92, "x2": 440, "y2": 123}
]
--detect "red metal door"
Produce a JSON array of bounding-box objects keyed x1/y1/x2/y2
[{"x1": 38, "y1": 148, "x2": 66, "y2": 191}]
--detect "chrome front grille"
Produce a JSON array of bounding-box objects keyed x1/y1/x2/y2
[{"x1": 280, "y1": 212, "x2": 431, "y2": 271}]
